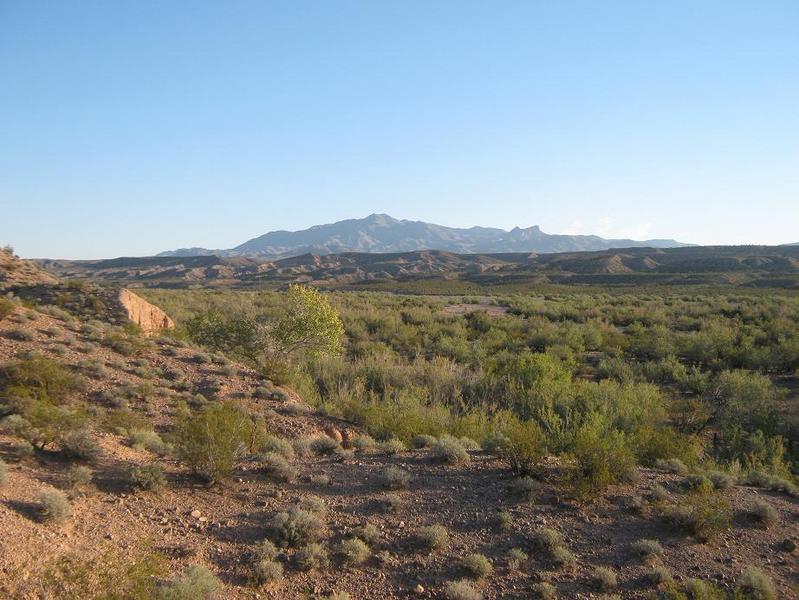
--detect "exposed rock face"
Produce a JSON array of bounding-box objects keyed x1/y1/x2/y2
[{"x1": 117, "y1": 288, "x2": 174, "y2": 334}]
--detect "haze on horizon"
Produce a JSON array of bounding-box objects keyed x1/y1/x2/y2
[{"x1": 2, "y1": 2, "x2": 798, "y2": 259}]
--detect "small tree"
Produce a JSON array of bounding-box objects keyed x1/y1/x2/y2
[{"x1": 270, "y1": 285, "x2": 344, "y2": 359}]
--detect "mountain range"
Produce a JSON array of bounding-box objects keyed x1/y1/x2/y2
[{"x1": 158, "y1": 214, "x2": 689, "y2": 258}]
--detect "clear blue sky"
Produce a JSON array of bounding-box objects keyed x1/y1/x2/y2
[{"x1": 2, "y1": 1, "x2": 797, "y2": 258}]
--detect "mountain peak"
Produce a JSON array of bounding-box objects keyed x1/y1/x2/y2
[{"x1": 159, "y1": 216, "x2": 689, "y2": 258}]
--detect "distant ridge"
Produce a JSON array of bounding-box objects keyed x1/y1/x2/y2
[{"x1": 158, "y1": 213, "x2": 690, "y2": 258}]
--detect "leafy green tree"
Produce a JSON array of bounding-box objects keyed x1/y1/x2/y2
[{"x1": 270, "y1": 285, "x2": 344, "y2": 359}]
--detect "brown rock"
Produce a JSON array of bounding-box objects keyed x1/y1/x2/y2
[
  {"x1": 324, "y1": 426, "x2": 343, "y2": 443},
  {"x1": 117, "y1": 288, "x2": 174, "y2": 335}
]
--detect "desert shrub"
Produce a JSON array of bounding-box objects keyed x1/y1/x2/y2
[
  {"x1": 61, "y1": 428, "x2": 100, "y2": 461},
  {"x1": 66, "y1": 465, "x2": 93, "y2": 489},
  {"x1": 0, "y1": 297, "x2": 15, "y2": 320},
  {"x1": 531, "y1": 527, "x2": 563, "y2": 551},
  {"x1": 338, "y1": 537, "x2": 370, "y2": 567},
  {"x1": 310, "y1": 435, "x2": 341, "y2": 455},
  {"x1": 551, "y1": 545, "x2": 576, "y2": 570},
  {"x1": 7, "y1": 327, "x2": 34, "y2": 341},
  {"x1": 380, "y1": 493, "x2": 402, "y2": 513},
  {"x1": 662, "y1": 486, "x2": 732, "y2": 541},
  {"x1": 707, "y1": 470, "x2": 734, "y2": 490},
  {"x1": 735, "y1": 567, "x2": 776, "y2": 600},
  {"x1": 130, "y1": 465, "x2": 166, "y2": 491},
  {"x1": 0, "y1": 458, "x2": 7, "y2": 486},
  {"x1": 377, "y1": 437, "x2": 406, "y2": 455},
  {"x1": 629, "y1": 538, "x2": 663, "y2": 562},
  {"x1": 506, "y1": 547, "x2": 527, "y2": 571},
  {"x1": 416, "y1": 524, "x2": 449, "y2": 552},
  {"x1": 260, "y1": 435, "x2": 294, "y2": 459},
  {"x1": 157, "y1": 565, "x2": 221, "y2": 600},
  {"x1": 261, "y1": 451, "x2": 297, "y2": 483},
  {"x1": 296, "y1": 542, "x2": 329, "y2": 571},
  {"x1": 15, "y1": 440, "x2": 34, "y2": 458},
  {"x1": 530, "y1": 582, "x2": 556, "y2": 599},
  {"x1": 591, "y1": 566, "x2": 617, "y2": 591},
  {"x1": 311, "y1": 473, "x2": 331, "y2": 486},
  {"x1": 299, "y1": 495, "x2": 328, "y2": 516},
  {"x1": 749, "y1": 501, "x2": 778, "y2": 528},
  {"x1": 379, "y1": 466, "x2": 410, "y2": 490},
  {"x1": 497, "y1": 510, "x2": 513, "y2": 530},
  {"x1": 490, "y1": 414, "x2": 545, "y2": 476},
  {"x1": 269, "y1": 507, "x2": 324, "y2": 547},
  {"x1": 462, "y1": 553, "x2": 493, "y2": 579},
  {"x1": 511, "y1": 476, "x2": 541, "y2": 501},
  {"x1": 444, "y1": 580, "x2": 481, "y2": 600},
  {"x1": 174, "y1": 402, "x2": 251, "y2": 482},
  {"x1": 569, "y1": 422, "x2": 636, "y2": 500},
  {"x1": 1, "y1": 413, "x2": 33, "y2": 438},
  {"x1": 38, "y1": 489, "x2": 71, "y2": 523},
  {"x1": 458, "y1": 436, "x2": 480, "y2": 450},
  {"x1": 353, "y1": 523, "x2": 380, "y2": 545},
  {"x1": 742, "y1": 470, "x2": 798, "y2": 496},
  {"x1": 253, "y1": 558, "x2": 283, "y2": 584},
  {"x1": 128, "y1": 429, "x2": 171, "y2": 455},
  {"x1": 684, "y1": 578, "x2": 727, "y2": 600},
  {"x1": 431, "y1": 434, "x2": 470, "y2": 464},
  {"x1": 292, "y1": 436, "x2": 313, "y2": 457},
  {"x1": 655, "y1": 458, "x2": 689, "y2": 475},
  {"x1": 647, "y1": 564, "x2": 673, "y2": 585},
  {"x1": 411, "y1": 434, "x2": 437, "y2": 449},
  {"x1": 2, "y1": 356, "x2": 84, "y2": 404},
  {"x1": 353, "y1": 434, "x2": 376, "y2": 452}
]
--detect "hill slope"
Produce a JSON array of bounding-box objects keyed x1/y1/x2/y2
[
  {"x1": 158, "y1": 214, "x2": 689, "y2": 258},
  {"x1": 40, "y1": 245, "x2": 799, "y2": 289}
]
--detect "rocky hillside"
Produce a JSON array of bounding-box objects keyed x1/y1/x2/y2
[
  {"x1": 158, "y1": 214, "x2": 688, "y2": 258},
  {"x1": 39, "y1": 245, "x2": 799, "y2": 289}
]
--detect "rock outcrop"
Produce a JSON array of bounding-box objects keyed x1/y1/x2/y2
[{"x1": 117, "y1": 288, "x2": 174, "y2": 334}]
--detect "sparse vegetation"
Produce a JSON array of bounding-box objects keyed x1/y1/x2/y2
[
  {"x1": 416, "y1": 524, "x2": 449, "y2": 552},
  {"x1": 461, "y1": 553, "x2": 493, "y2": 579},
  {"x1": 130, "y1": 465, "x2": 166, "y2": 490},
  {"x1": 379, "y1": 466, "x2": 411, "y2": 490},
  {"x1": 37, "y1": 488, "x2": 71, "y2": 523},
  {"x1": 444, "y1": 580, "x2": 481, "y2": 600}
]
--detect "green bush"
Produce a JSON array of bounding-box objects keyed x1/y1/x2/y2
[
  {"x1": 379, "y1": 466, "x2": 410, "y2": 490},
  {"x1": 253, "y1": 558, "x2": 283, "y2": 584},
  {"x1": 591, "y1": 566, "x2": 617, "y2": 591},
  {"x1": 261, "y1": 451, "x2": 297, "y2": 483},
  {"x1": 338, "y1": 537, "x2": 370, "y2": 567},
  {"x1": 444, "y1": 580, "x2": 481, "y2": 600},
  {"x1": 61, "y1": 428, "x2": 100, "y2": 461},
  {"x1": 431, "y1": 434, "x2": 470, "y2": 464},
  {"x1": 735, "y1": 567, "x2": 776, "y2": 600},
  {"x1": 296, "y1": 542, "x2": 329, "y2": 571},
  {"x1": 530, "y1": 582, "x2": 556, "y2": 599},
  {"x1": 268, "y1": 507, "x2": 325, "y2": 547},
  {"x1": 490, "y1": 414, "x2": 545, "y2": 476},
  {"x1": 415, "y1": 524, "x2": 449, "y2": 552},
  {"x1": 66, "y1": 465, "x2": 93, "y2": 489},
  {"x1": 157, "y1": 565, "x2": 221, "y2": 600},
  {"x1": 461, "y1": 553, "x2": 493, "y2": 579},
  {"x1": 38, "y1": 489, "x2": 71, "y2": 523},
  {"x1": 569, "y1": 421, "x2": 636, "y2": 500},
  {"x1": 662, "y1": 486, "x2": 732, "y2": 542},
  {"x1": 629, "y1": 538, "x2": 663, "y2": 563},
  {"x1": 130, "y1": 465, "x2": 166, "y2": 491},
  {"x1": 506, "y1": 547, "x2": 527, "y2": 571},
  {"x1": 174, "y1": 403, "x2": 252, "y2": 482},
  {"x1": 750, "y1": 500, "x2": 778, "y2": 528}
]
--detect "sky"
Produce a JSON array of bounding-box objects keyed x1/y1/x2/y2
[{"x1": 1, "y1": 1, "x2": 798, "y2": 259}]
